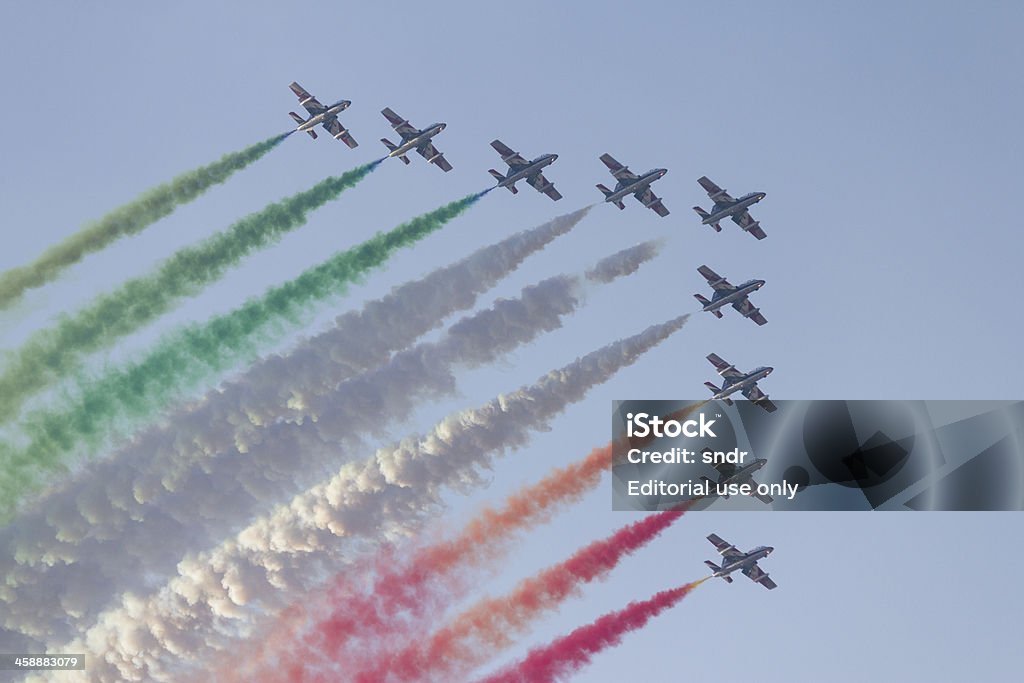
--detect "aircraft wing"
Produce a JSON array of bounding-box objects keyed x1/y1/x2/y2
[
  {"x1": 417, "y1": 140, "x2": 453, "y2": 172},
  {"x1": 381, "y1": 107, "x2": 419, "y2": 138},
  {"x1": 732, "y1": 209, "x2": 767, "y2": 240},
  {"x1": 742, "y1": 384, "x2": 778, "y2": 413},
  {"x1": 698, "y1": 175, "x2": 735, "y2": 202},
  {"x1": 600, "y1": 153, "x2": 639, "y2": 182},
  {"x1": 635, "y1": 186, "x2": 670, "y2": 217},
  {"x1": 527, "y1": 173, "x2": 562, "y2": 201},
  {"x1": 742, "y1": 563, "x2": 777, "y2": 590},
  {"x1": 321, "y1": 118, "x2": 358, "y2": 149},
  {"x1": 289, "y1": 82, "x2": 327, "y2": 116},
  {"x1": 707, "y1": 353, "x2": 743, "y2": 380},
  {"x1": 706, "y1": 533, "x2": 744, "y2": 560},
  {"x1": 491, "y1": 140, "x2": 528, "y2": 168},
  {"x1": 733, "y1": 297, "x2": 768, "y2": 326},
  {"x1": 697, "y1": 265, "x2": 732, "y2": 291}
]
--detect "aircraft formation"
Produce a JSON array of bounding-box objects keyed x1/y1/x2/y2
[
  {"x1": 290, "y1": 81, "x2": 781, "y2": 587},
  {"x1": 288, "y1": 80, "x2": 777, "y2": 409}
]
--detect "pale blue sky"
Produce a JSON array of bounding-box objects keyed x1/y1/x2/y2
[{"x1": 1, "y1": 2, "x2": 1022, "y2": 681}]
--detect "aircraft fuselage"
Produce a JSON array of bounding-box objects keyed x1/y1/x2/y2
[
  {"x1": 500, "y1": 154, "x2": 558, "y2": 187},
  {"x1": 716, "y1": 459, "x2": 768, "y2": 488},
  {"x1": 605, "y1": 169, "x2": 668, "y2": 204},
  {"x1": 704, "y1": 280, "x2": 765, "y2": 311},
  {"x1": 714, "y1": 367, "x2": 773, "y2": 400},
  {"x1": 702, "y1": 192, "x2": 766, "y2": 224},
  {"x1": 714, "y1": 546, "x2": 774, "y2": 577},
  {"x1": 388, "y1": 123, "x2": 447, "y2": 158},
  {"x1": 296, "y1": 100, "x2": 351, "y2": 131}
]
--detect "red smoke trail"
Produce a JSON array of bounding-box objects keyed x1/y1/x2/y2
[
  {"x1": 224, "y1": 404, "x2": 706, "y2": 682},
  {"x1": 228, "y1": 445, "x2": 613, "y2": 682},
  {"x1": 474, "y1": 580, "x2": 706, "y2": 683},
  {"x1": 350, "y1": 507, "x2": 690, "y2": 683}
]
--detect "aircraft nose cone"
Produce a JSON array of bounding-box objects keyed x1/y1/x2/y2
[
  {"x1": 766, "y1": 367, "x2": 774, "y2": 375},
  {"x1": 766, "y1": 547, "x2": 774, "y2": 554},
  {"x1": 551, "y1": 154, "x2": 559, "y2": 161},
  {"x1": 438, "y1": 123, "x2": 447, "y2": 131}
]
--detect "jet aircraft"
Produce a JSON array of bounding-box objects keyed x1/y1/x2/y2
[
  {"x1": 488, "y1": 140, "x2": 562, "y2": 200},
  {"x1": 700, "y1": 457, "x2": 773, "y2": 504},
  {"x1": 692, "y1": 176, "x2": 766, "y2": 239},
  {"x1": 596, "y1": 154, "x2": 669, "y2": 216},
  {"x1": 704, "y1": 533, "x2": 777, "y2": 589},
  {"x1": 704, "y1": 352, "x2": 776, "y2": 413},
  {"x1": 379, "y1": 107, "x2": 452, "y2": 171},
  {"x1": 287, "y1": 82, "x2": 358, "y2": 148},
  {"x1": 694, "y1": 265, "x2": 767, "y2": 326}
]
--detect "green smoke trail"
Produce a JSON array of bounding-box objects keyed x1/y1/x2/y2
[
  {"x1": 0, "y1": 192, "x2": 483, "y2": 518},
  {"x1": 0, "y1": 159, "x2": 380, "y2": 423},
  {"x1": 0, "y1": 133, "x2": 290, "y2": 310}
]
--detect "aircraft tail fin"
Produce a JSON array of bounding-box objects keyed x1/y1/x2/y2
[
  {"x1": 488, "y1": 168, "x2": 517, "y2": 193},
  {"x1": 597, "y1": 184, "x2": 626, "y2": 210},
  {"x1": 704, "y1": 560, "x2": 733, "y2": 582},
  {"x1": 381, "y1": 138, "x2": 410, "y2": 164},
  {"x1": 694, "y1": 294, "x2": 723, "y2": 317},
  {"x1": 693, "y1": 206, "x2": 722, "y2": 232},
  {"x1": 289, "y1": 111, "x2": 317, "y2": 139},
  {"x1": 704, "y1": 382, "x2": 734, "y2": 406},
  {"x1": 488, "y1": 169, "x2": 517, "y2": 193}
]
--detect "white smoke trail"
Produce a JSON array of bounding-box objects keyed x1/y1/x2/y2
[
  {"x1": 34, "y1": 314, "x2": 687, "y2": 682},
  {"x1": 0, "y1": 237, "x2": 664, "y2": 646},
  {"x1": 0, "y1": 207, "x2": 592, "y2": 641},
  {"x1": 585, "y1": 238, "x2": 665, "y2": 283}
]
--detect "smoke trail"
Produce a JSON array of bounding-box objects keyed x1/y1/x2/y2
[
  {"x1": 227, "y1": 444, "x2": 614, "y2": 682},
  {"x1": 585, "y1": 238, "x2": 664, "y2": 284},
  {"x1": 0, "y1": 206, "x2": 591, "y2": 578},
  {"x1": 0, "y1": 239, "x2": 656, "y2": 644},
  {"x1": 0, "y1": 160, "x2": 379, "y2": 421},
  {"x1": 133, "y1": 393, "x2": 700, "y2": 681},
  {"x1": 0, "y1": 193, "x2": 483, "y2": 518},
  {"x1": 473, "y1": 580, "x2": 706, "y2": 683},
  {"x1": 348, "y1": 509, "x2": 688, "y2": 683},
  {"x1": 0, "y1": 134, "x2": 289, "y2": 310},
  {"x1": 45, "y1": 316, "x2": 687, "y2": 682}
]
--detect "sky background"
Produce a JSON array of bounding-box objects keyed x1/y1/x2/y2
[{"x1": 1, "y1": 2, "x2": 1023, "y2": 681}]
